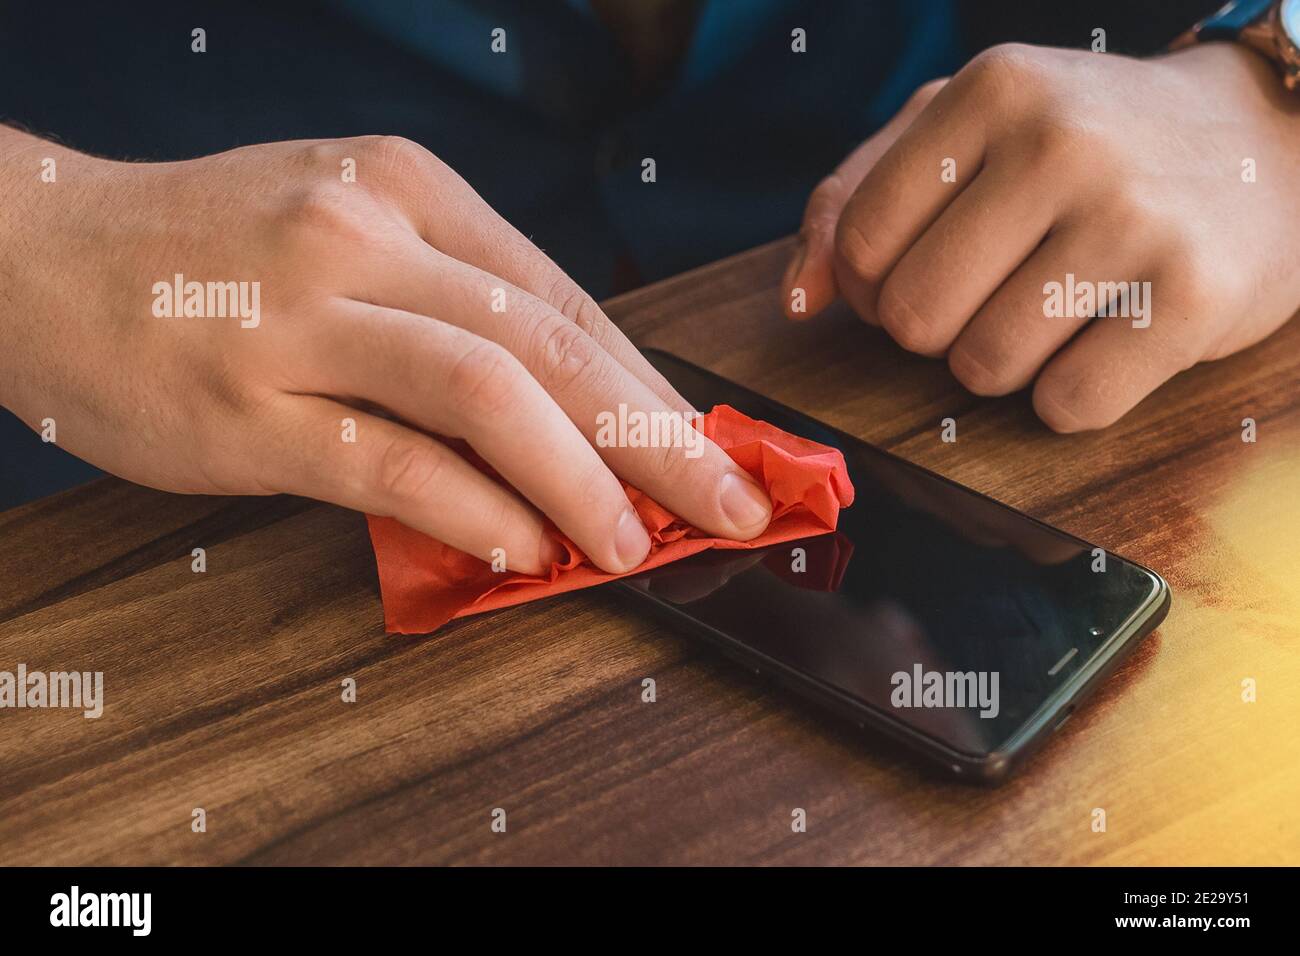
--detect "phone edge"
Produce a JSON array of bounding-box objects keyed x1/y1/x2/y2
[{"x1": 622, "y1": 347, "x2": 1175, "y2": 785}]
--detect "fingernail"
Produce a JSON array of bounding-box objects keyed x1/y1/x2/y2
[
  {"x1": 719, "y1": 472, "x2": 772, "y2": 536},
  {"x1": 615, "y1": 508, "x2": 651, "y2": 571},
  {"x1": 537, "y1": 532, "x2": 564, "y2": 572}
]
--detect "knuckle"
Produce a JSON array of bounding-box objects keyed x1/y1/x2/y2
[
  {"x1": 567, "y1": 458, "x2": 621, "y2": 518},
  {"x1": 948, "y1": 345, "x2": 1014, "y2": 396},
  {"x1": 203, "y1": 350, "x2": 271, "y2": 419},
  {"x1": 963, "y1": 44, "x2": 1039, "y2": 98},
  {"x1": 479, "y1": 493, "x2": 521, "y2": 553},
  {"x1": 1033, "y1": 374, "x2": 1113, "y2": 433},
  {"x1": 835, "y1": 217, "x2": 887, "y2": 283},
  {"x1": 280, "y1": 182, "x2": 366, "y2": 242},
  {"x1": 356, "y1": 134, "x2": 435, "y2": 179},
  {"x1": 1023, "y1": 118, "x2": 1097, "y2": 173},
  {"x1": 877, "y1": 284, "x2": 941, "y2": 354},
  {"x1": 547, "y1": 274, "x2": 608, "y2": 343},
  {"x1": 215, "y1": 378, "x2": 263, "y2": 421},
  {"x1": 639, "y1": 432, "x2": 690, "y2": 483},
  {"x1": 1032, "y1": 379, "x2": 1085, "y2": 433},
  {"x1": 971, "y1": 42, "x2": 1040, "y2": 78},
  {"x1": 447, "y1": 341, "x2": 525, "y2": 422},
  {"x1": 533, "y1": 314, "x2": 603, "y2": 394},
  {"x1": 376, "y1": 438, "x2": 444, "y2": 504},
  {"x1": 298, "y1": 140, "x2": 342, "y2": 172}
]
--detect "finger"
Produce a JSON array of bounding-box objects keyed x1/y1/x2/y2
[
  {"x1": 783, "y1": 78, "x2": 949, "y2": 322},
  {"x1": 876, "y1": 162, "x2": 1057, "y2": 357},
  {"x1": 1032, "y1": 268, "x2": 1197, "y2": 432},
  {"x1": 360, "y1": 247, "x2": 774, "y2": 542},
  {"x1": 265, "y1": 394, "x2": 562, "y2": 575},
  {"x1": 833, "y1": 75, "x2": 988, "y2": 325},
  {"x1": 376, "y1": 138, "x2": 691, "y2": 413},
  {"x1": 309, "y1": 301, "x2": 654, "y2": 573},
  {"x1": 947, "y1": 223, "x2": 1137, "y2": 395}
]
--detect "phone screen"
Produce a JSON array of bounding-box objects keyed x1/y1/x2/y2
[{"x1": 622, "y1": 350, "x2": 1166, "y2": 760}]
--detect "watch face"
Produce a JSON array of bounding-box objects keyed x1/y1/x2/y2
[{"x1": 1282, "y1": 0, "x2": 1300, "y2": 51}]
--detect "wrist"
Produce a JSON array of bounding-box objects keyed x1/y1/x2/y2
[
  {"x1": 1162, "y1": 35, "x2": 1277, "y2": 76},
  {"x1": 1161, "y1": 41, "x2": 1300, "y2": 142}
]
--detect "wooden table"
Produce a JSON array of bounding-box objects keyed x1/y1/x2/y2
[{"x1": 2, "y1": 237, "x2": 1297, "y2": 865}]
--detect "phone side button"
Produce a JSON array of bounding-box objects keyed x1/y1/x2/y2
[{"x1": 1053, "y1": 709, "x2": 1074, "y2": 732}]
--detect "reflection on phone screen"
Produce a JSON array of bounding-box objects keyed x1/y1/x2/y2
[{"x1": 624, "y1": 354, "x2": 1161, "y2": 757}]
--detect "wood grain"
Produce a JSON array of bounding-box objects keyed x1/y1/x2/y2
[{"x1": 1, "y1": 237, "x2": 1297, "y2": 865}]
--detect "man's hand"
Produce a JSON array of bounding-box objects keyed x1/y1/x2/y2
[
  {"x1": 784, "y1": 42, "x2": 1300, "y2": 431},
  {"x1": 0, "y1": 134, "x2": 772, "y2": 573}
]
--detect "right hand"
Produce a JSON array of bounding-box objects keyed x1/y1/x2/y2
[{"x1": 0, "y1": 133, "x2": 772, "y2": 574}]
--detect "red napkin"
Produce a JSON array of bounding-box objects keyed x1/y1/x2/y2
[{"x1": 366, "y1": 404, "x2": 855, "y2": 634}]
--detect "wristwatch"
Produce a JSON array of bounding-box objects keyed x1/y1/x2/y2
[{"x1": 1171, "y1": 0, "x2": 1300, "y2": 90}]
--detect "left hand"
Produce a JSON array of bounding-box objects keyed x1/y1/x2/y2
[{"x1": 784, "y1": 42, "x2": 1300, "y2": 431}]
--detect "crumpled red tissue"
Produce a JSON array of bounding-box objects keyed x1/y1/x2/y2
[{"x1": 366, "y1": 404, "x2": 854, "y2": 634}]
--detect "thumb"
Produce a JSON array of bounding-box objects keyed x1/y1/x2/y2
[{"x1": 782, "y1": 78, "x2": 949, "y2": 322}]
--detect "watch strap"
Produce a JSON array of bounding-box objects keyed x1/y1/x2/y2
[{"x1": 1193, "y1": 0, "x2": 1276, "y2": 41}]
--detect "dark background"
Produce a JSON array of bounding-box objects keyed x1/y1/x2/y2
[{"x1": 0, "y1": 0, "x2": 1220, "y2": 506}]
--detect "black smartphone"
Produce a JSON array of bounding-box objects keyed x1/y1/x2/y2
[{"x1": 618, "y1": 349, "x2": 1170, "y2": 784}]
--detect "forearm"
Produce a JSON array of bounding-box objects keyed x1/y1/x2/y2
[
  {"x1": 0, "y1": 125, "x2": 48, "y2": 413},
  {"x1": 0, "y1": 126, "x2": 109, "y2": 415}
]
